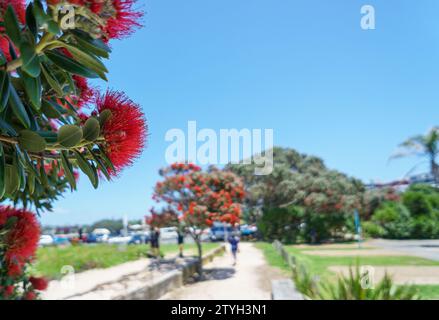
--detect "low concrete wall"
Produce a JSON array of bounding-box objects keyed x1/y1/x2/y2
[
  {"x1": 116, "y1": 270, "x2": 182, "y2": 300},
  {"x1": 116, "y1": 244, "x2": 226, "y2": 300}
]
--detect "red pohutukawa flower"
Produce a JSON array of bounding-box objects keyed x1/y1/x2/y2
[
  {"x1": 73, "y1": 75, "x2": 95, "y2": 107},
  {"x1": 0, "y1": 0, "x2": 26, "y2": 26},
  {"x1": 0, "y1": 206, "x2": 40, "y2": 277},
  {"x1": 47, "y1": 0, "x2": 142, "y2": 40},
  {"x1": 104, "y1": 0, "x2": 143, "y2": 40},
  {"x1": 29, "y1": 277, "x2": 49, "y2": 291},
  {"x1": 97, "y1": 90, "x2": 147, "y2": 176},
  {"x1": 0, "y1": 0, "x2": 25, "y2": 61}
]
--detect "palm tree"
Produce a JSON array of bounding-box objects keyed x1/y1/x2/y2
[{"x1": 392, "y1": 127, "x2": 439, "y2": 183}]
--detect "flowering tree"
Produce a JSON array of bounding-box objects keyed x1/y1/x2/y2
[
  {"x1": 151, "y1": 163, "x2": 245, "y2": 276},
  {"x1": 0, "y1": 207, "x2": 47, "y2": 299},
  {"x1": 0, "y1": 0, "x2": 146, "y2": 299}
]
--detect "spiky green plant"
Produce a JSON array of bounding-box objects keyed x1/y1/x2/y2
[{"x1": 293, "y1": 263, "x2": 420, "y2": 300}]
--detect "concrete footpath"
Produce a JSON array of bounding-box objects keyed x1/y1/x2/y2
[{"x1": 161, "y1": 243, "x2": 283, "y2": 300}]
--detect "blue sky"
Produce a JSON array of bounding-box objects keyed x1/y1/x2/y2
[{"x1": 40, "y1": 0, "x2": 439, "y2": 225}]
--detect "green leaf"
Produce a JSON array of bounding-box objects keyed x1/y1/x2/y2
[
  {"x1": 90, "y1": 162, "x2": 99, "y2": 189},
  {"x1": 0, "y1": 117, "x2": 17, "y2": 136},
  {"x1": 63, "y1": 98, "x2": 78, "y2": 114},
  {"x1": 20, "y1": 41, "x2": 41, "y2": 77},
  {"x1": 41, "y1": 64, "x2": 63, "y2": 97},
  {"x1": 18, "y1": 130, "x2": 47, "y2": 152},
  {"x1": 8, "y1": 83, "x2": 31, "y2": 128},
  {"x1": 27, "y1": 171, "x2": 35, "y2": 195},
  {"x1": 98, "y1": 145, "x2": 116, "y2": 173},
  {"x1": 58, "y1": 124, "x2": 83, "y2": 148},
  {"x1": 57, "y1": 42, "x2": 108, "y2": 80},
  {"x1": 22, "y1": 150, "x2": 41, "y2": 183},
  {"x1": 5, "y1": 164, "x2": 19, "y2": 196},
  {"x1": 0, "y1": 70, "x2": 10, "y2": 113},
  {"x1": 14, "y1": 146, "x2": 26, "y2": 190},
  {"x1": 45, "y1": 50, "x2": 99, "y2": 79},
  {"x1": 37, "y1": 131, "x2": 58, "y2": 144},
  {"x1": 82, "y1": 117, "x2": 100, "y2": 141},
  {"x1": 21, "y1": 72, "x2": 41, "y2": 110},
  {"x1": 4, "y1": 5, "x2": 22, "y2": 46},
  {"x1": 0, "y1": 143, "x2": 5, "y2": 198},
  {"x1": 61, "y1": 150, "x2": 76, "y2": 190},
  {"x1": 47, "y1": 20, "x2": 60, "y2": 35},
  {"x1": 33, "y1": 0, "x2": 50, "y2": 26},
  {"x1": 71, "y1": 29, "x2": 111, "y2": 58},
  {"x1": 74, "y1": 150, "x2": 97, "y2": 188},
  {"x1": 41, "y1": 99, "x2": 63, "y2": 118},
  {"x1": 87, "y1": 145, "x2": 111, "y2": 181},
  {"x1": 26, "y1": 3, "x2": 38, "y2": 39},
  {"x1": 39, "y1": 159, "x2": 48, "y2": 187}
]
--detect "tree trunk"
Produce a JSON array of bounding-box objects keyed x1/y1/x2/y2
[
  {"x1": 196, "y1": 238, "x2": 203, "y2": 279},
  {"x1": 431, "y1": 157, "x2": 439, "y2": 185}
]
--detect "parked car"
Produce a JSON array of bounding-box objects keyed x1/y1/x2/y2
[
  {"x1": 39, "y1": 235, "x2": 54, "y2": 247},
  {"x1": 128, "y1": 233, "x2": 150, "y2": 245},
  {"x1": 209, "y1": 224, "x2": 233, "y2": 242},
  {"x1": 87, "y1": 228, "x2": 111, "y2": 243},
  {"x1": 108, "y1": 236, "x2": 132, "y2": 245},
  {"x1": 240, "y1": 224, "x2": 258, "y2": 238},
  {"x1": 160, "y1": 227, "x2": 178, "y2": 241},
  {"x1": 52, "y1": 235, "x2": 71, "y2": 246}
]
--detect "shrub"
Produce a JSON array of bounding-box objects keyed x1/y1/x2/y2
[
  {"x1": 258, "y1": 206, "x2": 305, "y2": 244},
  {"x1": 362, "y1": 221, "x2": 386, "y2": 238},
  {"x1": 403, "y1": 191, "x2": 433, "y2": 217},
  {"x1": 372, "y1": 202, "x2": 413, "y2": 239},
  {"x1": 411, "y1": 216, "x2": 439, "y2": 239},
  {"x1": 301, "y1": 211, "x2": 350, "y2": 243},
  {"x1": 258, "y1": 206, "x2": 353, "y2": 244}
]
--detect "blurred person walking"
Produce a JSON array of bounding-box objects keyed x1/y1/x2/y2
[
  {"x1": 228, "y1": 234, "x2": 240, "y2": 266},
  {"x1": 177, "y1": 229, "x2": 185, "y2": 258},
  {"x1": 150, "y1": 227, "x2": 161, "y2": 258}
]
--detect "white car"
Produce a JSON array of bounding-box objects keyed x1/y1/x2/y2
[
  {"x1": 108, "y1": 236, "x2": 132, "y2": 245},
  {"x1": 160, "y1": 227, "x2": 178, "y2": 241},
  {"x1": 39, "y1": 235, "x2": 54, "y2": 247}
]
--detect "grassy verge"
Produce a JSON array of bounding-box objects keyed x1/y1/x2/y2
[
  {"x1": 255, "y1": 242, "x2": 291, "y2": 273},
  {"x1": 33, "y1": 242, "x2": 220, "y2": 279},
  {"x1": 256, "y1": 242, "x2": 439, "y2": 300},
  {"x1": 413, "y1": 285, "x2": 439, "y2": 300},
  {"x1": 285, "y1": 246, "x2": 439, "y2": 279}
]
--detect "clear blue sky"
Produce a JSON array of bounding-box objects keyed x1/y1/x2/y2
[{"x1": 40, "y1": 0, "x2": 439, "y2": 225}]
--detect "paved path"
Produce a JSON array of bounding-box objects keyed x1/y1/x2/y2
[
  {"x1": 370, "y1": 239, "x2": 439, "y2": 261},
  {"x1": 42, "y1": 258, "x2": 156, "y2": 300},
  {"x1": 161, "y1": 243, "x2": 283, "y2": 300}
]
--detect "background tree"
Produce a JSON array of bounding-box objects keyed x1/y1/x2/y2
[
  {"x1": 0, "y1": 0, "x2": 146, "y2": 299},
  {"x1": 151, "y1": 163, "x2": 245, "y2": 277},
  {"x1": 391, "y1": 127, "x2": 439, "y2": 183},
  {"x1": 228, "y1": 147, "x2": 366, "y2": 243}
]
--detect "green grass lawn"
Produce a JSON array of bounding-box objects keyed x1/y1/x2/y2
[
  {"x1": 412, "y1": 285, "x2": 439, "y2": 300},
  {"x1": 256, "y1": 242, "x2": 439, "y2": 300},
  {"x1": 284, "y1": 246, "x2": 439, "y2": 278},
  {"x1": 33, "y1": 242, "x2": 219, "y2": 279}
]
